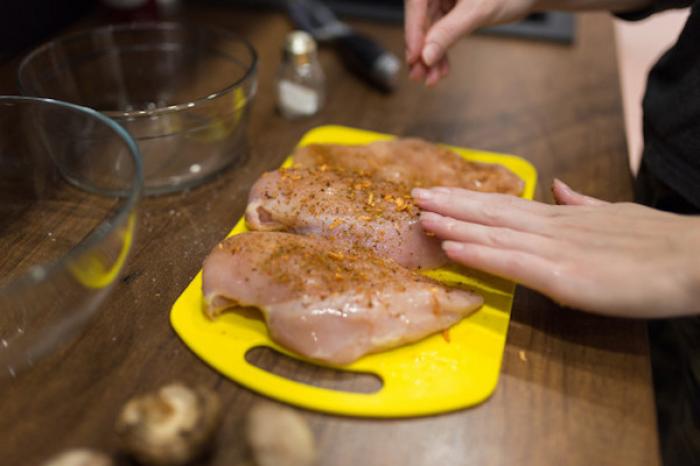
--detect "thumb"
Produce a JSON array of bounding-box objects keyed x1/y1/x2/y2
[
  {"x1": 422, "y1": 2, "x2": 483, "y2": 66},
  {"x1": 552, "y1": 179, "x2": 608, "y2": 206}
]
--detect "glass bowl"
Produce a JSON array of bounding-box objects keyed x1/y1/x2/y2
[
  {"x1": 18, "y1": 22, "x2": 257, "y2": 195},
  {"x1": 0, "y1": 96, "x2": 143, "y2": 377}
]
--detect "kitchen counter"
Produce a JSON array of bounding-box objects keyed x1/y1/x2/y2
[{"x1": 0, "y1": 4, "x2": 659, "y2": 465}]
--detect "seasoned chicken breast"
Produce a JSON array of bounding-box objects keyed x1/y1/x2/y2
[
  {"x1": 202, "y1": 232, "x2": 483, "y2": 364},
  {"x1": 245, "y1": 167, "x2": 447, "y2": 269},
  {"x1": 292, "y1": 138, "x2": 524, "y2": 196}
]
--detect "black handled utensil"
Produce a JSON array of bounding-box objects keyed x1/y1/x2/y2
[{"x1": 287, "y1": 0, "x2": 400, "y2": 92}]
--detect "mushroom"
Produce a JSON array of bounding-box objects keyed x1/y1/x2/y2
[
  {"x1": 115, "y1": 383, "x2": 222, "y2": 466},
  {"x1": 41, "y1": 448, "x2": 113, "y2": 466},
  {"x1": 246, "y1": 402, "x2": 316, "y2": 466}
]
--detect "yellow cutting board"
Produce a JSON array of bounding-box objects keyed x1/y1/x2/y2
[{"x1": 170, "y1": 125, "x2": 537, "y2": 418}]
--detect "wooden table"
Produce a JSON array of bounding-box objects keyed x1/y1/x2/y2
[{"x1": 0, "y1": 5, "x2": 660, "y2": 466}]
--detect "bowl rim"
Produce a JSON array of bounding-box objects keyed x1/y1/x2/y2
[
  {"x1": 0, "y1": 95, "x2": 144, "y2": 293},
  {"x1": 17, "y1": 21, "x2": 259, "y2": 120}
]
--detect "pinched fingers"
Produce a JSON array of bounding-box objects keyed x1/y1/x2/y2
[
  {"x1": 405, "y1": 0, "x2": 429, "y2": 64},
  {"x1": 422, "y1": 1, "x2": 484, "y2": 66},
  {"x1": 423, "y1": 55, "x2": 450, "y2": 86},
  {"x1": 409, "y1": 61, "x2": 429, "y2": 81}
]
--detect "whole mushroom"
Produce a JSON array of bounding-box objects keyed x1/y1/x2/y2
[
  {"x1": 246, "y1": 402, "x2": 316, "y2": 466},
  {"x1": 41, "y1": 448, "x2": 113, "y2": 466},
  {"x1": 115, "y1": 383, "x2": 222, "y2": 466}
]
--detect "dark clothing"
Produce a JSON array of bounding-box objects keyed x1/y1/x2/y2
[
  {"x1": 635, "y1": 164, "x2": 700, "y2": 466},
  {"x1": 620, "y1": 0, "x2": 700, "y2": 209},
  {"x1": 634, "y1": 160, "x2": 699, "y2": 214},
  {"x1": 622, "y1": 3, "x2": 700, "y2": 462}
]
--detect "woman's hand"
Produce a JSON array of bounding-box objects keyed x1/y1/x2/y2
[
  {"x1": 404, "y1": 0, "x2": 653, "y2": 86},
  {"x1": 412, "y1": 180, "x2": 700, "y2": 317},
  {"x1": 404, "y1": 0, "x2": 536, "y2": 86}
]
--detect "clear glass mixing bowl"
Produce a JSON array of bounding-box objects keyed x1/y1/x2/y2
[
  {"x1": 18, "y1": 22, "x2": 257, "y2": 195},
  {"x1": 0, "y1": 96, "x2": 143, "y2": 377}
]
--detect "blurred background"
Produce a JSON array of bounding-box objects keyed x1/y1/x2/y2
[{"x1": 0, "y1": 0, "x2": 690, "y2": 176}]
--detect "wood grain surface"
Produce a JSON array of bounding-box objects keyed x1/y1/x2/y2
[{"x1": 0, "y1": 5, "x2": 660, "y2": 466}]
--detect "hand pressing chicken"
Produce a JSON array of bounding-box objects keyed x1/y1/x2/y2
[{"x1": 413, "y1": 180, "x2": 700, "y2": 317}]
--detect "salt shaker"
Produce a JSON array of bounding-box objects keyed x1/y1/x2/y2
[{"x1": 276, "y1": 31, "x2": 325, "y2": 118}]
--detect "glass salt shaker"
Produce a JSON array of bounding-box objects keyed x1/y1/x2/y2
[{"x1": 277, "y1": 31, "x2": 325, "y2": 118}]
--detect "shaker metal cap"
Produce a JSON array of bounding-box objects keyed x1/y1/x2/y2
[{"x1": 284, "y1": 30, "x2": 317, "y2": 56}]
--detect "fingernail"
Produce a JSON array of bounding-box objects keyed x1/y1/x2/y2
[
  {"x1": 423, "y1": 43, "x2": 440, "y2": 67},
  {"x1": 433, "y1": 187, "x2": 450, "y2": 194},
  {"x1": 554, "y1": 178, "x2": 573, "y2": 193},
  {"x1": 443, "y1": 241, "x2": 464, "y2": 252},
  {"x1": 412, "y1": 188, "x2": 433, "y2": 200}
]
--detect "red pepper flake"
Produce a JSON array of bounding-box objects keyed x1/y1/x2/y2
[
  {"x1": 442, "y1": 329, "x2": 451, "y2": 342},
  {"x1": 430, "y1": 287, "x2": 441, "y2": 316},
  {"x1": 395, "y1": 197, "x2": 408, "y2": 211},
  {"x1": 328, "y1": 251, "x2": 345, "y2": 260}
]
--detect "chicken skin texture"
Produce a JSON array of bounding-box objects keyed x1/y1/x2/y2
[
  {"x1": 245, "y1": 167, "x2": 447, "y2": 269},
  {"x1": 202, "y1": 232, "x2": 483, "y2": 364},
  {"x1": 292, "y1": 138, "x2": 524, "y2": 196}
]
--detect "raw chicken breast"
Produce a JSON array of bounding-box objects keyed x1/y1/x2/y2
[
  {"x1": 292, "y1": 138, "x2": 525, "y2": 196},
  {"x1": 245, "y1": 167, "x2": 446, "y2": 269},
  {"x1": 202, "y1": 232, "x2": 483, "y2": 364}
]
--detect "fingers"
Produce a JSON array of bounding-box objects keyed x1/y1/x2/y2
[
  {"x1": 404, "y1": 0, "x2": 452, "y2": 86},
  {"x1": 405, "y1": 0, "x2": 428, "y2": 65},
  {"x1": 441, "y1": 241, "x2": 565, "y2": 298},
  {"x1": 420, "y1": 211, "x2": 560, "y2": 258},
  {"x1": 425, "y1": 64, "x2": 443, "y2": 86},
  {"x1": 412, "y1": 187, "x2": 557, "y2": 232},
  {"x1": 409, "y1": 61, "x2": 429, "y2": 81},
  {"x1": 552, "y1": 179, "x2": 608, "y2": 206},
  {"x1": 410, "y1": 55, "x2": 449, "y2": 85},
  {"x1": 422, "y1": 2, "x2": 484, "y2": 66},
  {"x1": 438, "y1": 56, "x2": 450, "y2": 78},
  {"x1": 424, "y1": 55, "x2": 450, "y2": 86}
]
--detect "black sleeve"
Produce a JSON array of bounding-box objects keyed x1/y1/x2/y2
[{"x1": 615, "y1": 0, "x2": 692, "y2": 21}]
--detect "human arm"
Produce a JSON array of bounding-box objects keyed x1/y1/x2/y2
[
  {"x1": 412, "y1": 180, "x2": 700, "y2": 317},
  {"x1": 404, "y1": 0, "x2": 654, "y2": 86}
]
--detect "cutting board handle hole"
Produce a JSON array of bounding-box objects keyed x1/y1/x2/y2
[{"x1": 245, "y1": 346, "x2": 383, "y2": 394}]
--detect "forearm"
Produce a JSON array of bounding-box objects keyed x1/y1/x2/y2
[
  {"x1": 533, "y1": 0, "x2": 653, "y2": 13},
  {"x1": 678, "y1": 217, "x2": 700, "y2": 315}
]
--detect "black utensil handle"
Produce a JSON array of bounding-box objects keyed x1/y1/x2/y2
[{"x1": 333, "y1": 33, "x2": 399, "y2": 93}]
